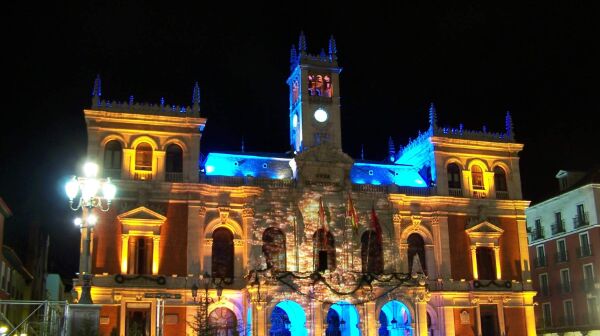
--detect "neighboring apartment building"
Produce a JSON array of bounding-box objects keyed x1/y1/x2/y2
[
  {"x1": 527, "y1": 168, "x2": 600, "y2": 335},
  {"x1": 77, "y1": 33, "x2": 536, "y2": 336}
]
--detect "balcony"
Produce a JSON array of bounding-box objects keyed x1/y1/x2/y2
[
  {"x1": 538, "y1": 285, "x2": 551, "y2": 297},
  {"x1": 448, "y1": 188, "x2": 463, "y2": 197},
  {"x1": 531, "y1": 228, "x2": 545, "y2": 241},
  {"x1": 495, "y1": 190, "x2": 509, "y2": 199},
  {"x1": 554, "y1": 251, "x2": 569, "y2": 263},
  {"x1": 165, "y1": 172, "x2": 183, "y2": 182},
  {"x1": 134, "y1": 170, "x2": 153, "y2": 181},
  {"x1": 577, "y1": 245, "x2": 593, "y2": 258},
  {"x1": 582, "y1": 278, "x2": 598, "y2": 292},
  {"x1": 472, "y1": 190, "x2": 487, "y2": 199},
  {"x1": 551, "y1": 221, "x2": 566, "y2": 235},
  {"x1": 557, "y1": 282, "x2": 571, "y2": 294},
  {"x1": 534, "y1": 256, "x2": 547, "y2": 268},
  {"x1": 573, "y1": 213, "x2": 590, "y2": 229},
  {"x1": 103, "y1": 168, "x2": 121, "y2": 179}
]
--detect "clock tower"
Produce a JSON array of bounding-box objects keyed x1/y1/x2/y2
[{"x1": 287, "y1": 33, "x2": 342, "y2": 153}]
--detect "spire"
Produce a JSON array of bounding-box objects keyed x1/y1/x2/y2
[
  {"x1": 428, "y1": 102, "x2": 437, "y2": 130},
  {"x1": 505, "y1": 111, "x2": 514, "y2": 139},
  {"x1": 388, "y1": 137, "x2": 395, "y2": 162},
  {"x1": 91, "y1": 74, "x2": 101, "y2": 106},
  {"x1": 328, "y1": 35, "x2": 337, "y2": 56},
  {"x1": 290, "y1": 44, "x2": 297, "y2": 64},
  {"x1": 360, "y1": 144, "x2": 365, "y2": 160},
  {"x1": 192, "y1": 82, "x2": 201, "y2": 113},
  {"x1": 298, "y1": 31, "x2": 307, "y2": 52},
  {"x1": 241, "y1": 136, "x2": 245, "y2": 153},
  {"x1": 319, "y1": 48, "x2": 326, "y2": 59}
]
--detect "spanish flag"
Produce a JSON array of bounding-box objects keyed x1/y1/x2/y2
[{"x1": 347, "y1": 193, "x2": 359, "y2": 235}]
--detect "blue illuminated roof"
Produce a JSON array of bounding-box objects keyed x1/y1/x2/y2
[
  {"x1": 203, "y1": 152, "x2": 293, "y2": 179},
  {"x1": 351, "y1": 161, "x2": 427, "y2": 187}
]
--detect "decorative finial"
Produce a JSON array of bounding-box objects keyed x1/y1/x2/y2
[
  {"x1": 428, "y1": 102, "x2": 437, "y2": 129},
  {"x1": 129, "y1": 95, "x2": 134, "y2": 105},
  {"x1": 388, "y1": 137, "x2": 395, "y2": 162},
  {"x1": 328, "y1": 35, "x2": 337, "y2": 55},
  {"x1": 192, "y1": 82, "x2": 201, "y2": 113},
  {"x1": 360, "y1": 144, "x2": 365, "y2": 160},
  {"x1": 319, "y1": 48, "x2": 326, "y2": 59},
  {"x1": 505, "y1": 111, "x2": 514, "y2": 139},
  {"x1": 241, "y1": 136, "x2": 245, "y2": 153},
  {"x1": 482, "y1": 125, "x2": 487, "y2": 133},
  {"x1": 160, "y1": 97, "x2": 165, "y2": 107},
  {"x1": 298, "y1": 31, "x2": 307, "y2": 52},
  {"x1": 290, "y1": 44, "x2": 297, "y2": 64},
  {"x1": 91, "y1": 74, "x2": 102, "y2": 98},
  {"x1": 91, "y1": 74, "x2": 101, "y2": 107}
]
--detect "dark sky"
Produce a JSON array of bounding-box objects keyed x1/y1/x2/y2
[{"x1": 2, "y1": 3, "x2": 597, "y2": 281}]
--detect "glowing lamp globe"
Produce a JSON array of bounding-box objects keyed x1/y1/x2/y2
[
  {"x1": 102, "y1": 179, "x2": 117, "y2": 201},
  {"x1": 83, "y1": 162, "x2": 99, "y2": 178},
  {"x1": 81, "y1": 179, "x2": 100, "y2": 200},
  {"x1": 65, "y1": 177, "x2": 79, "y2": 200}
]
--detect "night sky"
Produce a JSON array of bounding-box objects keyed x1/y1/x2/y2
[{"x1": 2, "y1": 3, "x2": 597, "y2": 283}]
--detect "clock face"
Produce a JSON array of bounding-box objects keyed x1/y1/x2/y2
[{"x1": 314, "y1": 108, "x2": 328, "y2": 123}]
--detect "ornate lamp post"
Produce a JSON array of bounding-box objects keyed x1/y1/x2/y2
[
  {"x1": 191, "y1": 272, "x2": 226, "y2": 336},
  {"x1": 65, "y1": 162, "x2": 116, "y2": 304}
]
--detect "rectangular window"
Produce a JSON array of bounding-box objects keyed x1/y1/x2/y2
[
  {"x1": 583, "y1": 263, "x2": 595, "y2": 291},
  {"x1": 534, "y1": 219, "x2": 544, "y2": 240},
  {"x1": 536, "y1": 245, "x2": 546, "y2": 267},
  {"x1": 539, "y1": 273, "x2": 549, "y2": 296},
  {"x1": 575, "y1": 204, "x2": 588, "y2": 228},
  {"x1": 564, "y1": 300, "x2": 574, "y2": 326},
  {"x1": 556, "y1": 239, "x2": 567, "y2": 262},
  {"x1": 578, "y1": 232, "x2": 591, "y2": 257},
  {"x1": 552, "y1": 212, "x2": 565, "y2": 234},
  {"x1": 560, "y1": 269, "x2": 571, "y2": 293},
  {"x1": 542, "y1": 303, "x2": 552, "y2": 328},
  {"x1": 588, "y1": 297, "x2": 599, "y2": 324}
]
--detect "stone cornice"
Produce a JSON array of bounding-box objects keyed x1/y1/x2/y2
[{"x1": 84, "y1": 109, "x2": 206, "y2": 130}]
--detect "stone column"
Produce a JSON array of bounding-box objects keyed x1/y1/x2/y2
[
  {"x1": 436, "y1": 216, "x2": 452, "y2": 278},
  {"x1": 122, "y1": 148, "x2": 134, "y2": 179},
  {"x1": 152, "y1": 236, "x2": 160, "y2": 275},
  {"x1": 470, "y1": 245, "x2": 478, "y2": 280},
  {"x1": 493, "y1": 246, "x2": 502, "y2": 280},
  {"x1": 255, "y1": 304, "x2": 267, "y2": 336},
  {"x1": 364, "y1": 302, "x2": 377, "y2": 336},
  {"x1": 442, "y1": 306, "x2": 455, "y2": 336},
  {"x1": 475, "y1": 303, "x2": 482, "y2": 336},
  {"x1": 415, "y1": 299, "x2": 428, "y2": 336},
  {"x1": 313, "y1": 301, "x2": 324, "y2": 336},
  {"x1": 155, "y1": 150, "x2": 166, "y2": 181},
  {"x1": 425, "y1": 244, "x2": 436, "y2": 279},
  {"x1": 187, "y1": 206, "x2": 204, "y2": 274},
  {"x1": 121, "y1": 235, "x2": 129, "y2": 274}
]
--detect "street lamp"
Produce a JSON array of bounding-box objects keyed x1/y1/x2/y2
[
  {"x1": 65, "y1": 161, "x2": 116, "y2": 304},
  {"x1": 191, "y1": 272, "x2": 221, "y2": 336}
]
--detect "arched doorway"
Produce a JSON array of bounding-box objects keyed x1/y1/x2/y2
[
  {"x1": 327, "y1": 302, "x2": 360, "y2": 336},
  {"x1": 379, "y1": 301, "x2": 412, "y2": 336},
  {"x1": 270, "y1": 300, "x2": 307, "y2": 336},
  {"x1": 209, "y1": 307, "x2": 238, "y2": 336}
]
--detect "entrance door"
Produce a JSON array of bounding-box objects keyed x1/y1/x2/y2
[
  {"x1": 126, "y1": 303, "x2": 151, "y2": 336},
  {"x1": 480, "y1": 305, "x2": 499, "y2": 336}
]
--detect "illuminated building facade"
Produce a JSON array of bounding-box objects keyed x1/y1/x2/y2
[
  {"x1": 80, "y1": 33, "x2": 536, "y2": 336},
  {"x1": 526, "y1": 168, "x2": 600, "y2": 335}
]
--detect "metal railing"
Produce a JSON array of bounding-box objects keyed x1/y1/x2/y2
[
  {"x1": 531, "y1": 227, "x2": 545, "y2": 241},
  {"x1": 133, "y1": 170, "x2": 153, "y2": 181},
  {"x1": 555, "y1": 251, "x2": 569, "y2": 263},
  {"x1": 165, "y1": 172, "x2": 183, "y2": 182},
  {"x1": 538, "y1": 285, "x2": 551, "y2": 297},
  {"x1": 573, "y1": 213, "x2": 590, "y2": 228},
  {"x1": 557, "y1": 282, "x2": 571, "y2": 294},
  {"x1": 495, "y1": 190, "x2": 509, "y2": 199},
  {"x1": 582, "y1": 278, "x2": 598, "y2": 292},
  {"x1": 577, "y1": 244, "x2": 593, "y2": 258},
  {"x1": 0, "y1": 300, "x2": 69, "y2": 336},
  {"x1": 534, "y1": 256, "x2": 547, "y2": 268},
  {"x1": 551, "y1": 221, "x2": 566, "y2": 235},
  {"x1": 448, "y1": 188, "x2": 463, "y2": 197},
  {"x1": 103, "y1": 168, "x2": 121, "y2": 179}
]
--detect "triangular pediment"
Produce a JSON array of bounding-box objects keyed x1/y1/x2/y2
[
  {"x1": 465, "y1": 221, "x2": 504, "y2": 234},
  {"x1": 118, "y1": 206, "x2": 166, "y2": 223}
]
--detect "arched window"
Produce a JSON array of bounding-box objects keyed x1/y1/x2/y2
[
  {"x1": 165, "y1": 144, "x2": 183, "y2": 182},
  {"x1": 135, "y1": 142, "x2": 153, "y2": 171},
  {"x1": 447, "y1": 163, "x2": 461, "y2": 189},
  {"x1": 262, "y1": 227, "x2": 286, "y2": 271},
  {"x1": 313, "y1": 229, "x2": 336, "y2": 272},
  {"x1": 212, "y1": 228, "x2": 234, "y2": 279},
  {"x1": 471, "y1": 165, "x2": 484, "y2": 190},
  {"x1": 208, "y1": 307, "x2": 237, "y2": 336},
  {"x1": 494, "y1": 166, "x2": 508, "y2": 192},
  {"x1": 407, "y1": 233, "x2": 427, "y2": 275},
  {"x1": 361, "y1": 230, "x2": 383, "y2": 273},
  {"x1": 103, "y1": 140, "x2": 122, "y2": 178}
]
